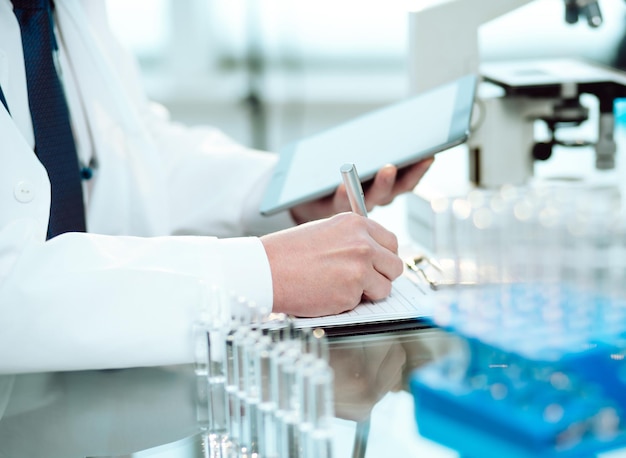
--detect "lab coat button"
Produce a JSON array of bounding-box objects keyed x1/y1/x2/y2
[{"x1": 14, "y1": 181, "x2": 35, "y2": 203}]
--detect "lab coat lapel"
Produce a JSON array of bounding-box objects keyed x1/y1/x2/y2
[
  {"x1": 53, "y1": 0, "x2": 170, "y2": 237},
  {"x1": 0, "y1": 33, "x2": 50, "y2": 243},
  {"x1": 0, "y1": 98, "x2": 50, "y2": 245}
]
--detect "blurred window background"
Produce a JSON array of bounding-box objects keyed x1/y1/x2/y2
[{"x1": 106, "y1": 0, "x2": 626, "y2": 152}]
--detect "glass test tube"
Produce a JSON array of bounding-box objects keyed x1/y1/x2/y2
[
  {"x1": 206, "y1": 284, "x2": 236, "y2": 458},
  {"x1": 493, "y1": 185, "x2": 522, "y2": 329},
  {"x1": 206, "y1": 286, "x2": 229, "y2": 434},
  {"x1": 468, "y1": 188, "x2": 501, "y2": 324},
  {"x1": 193, "y1": 282, "x2": 215, "y2": 430},
  {"x1": 225, "y1": 295, "x2": 251, "y2": 451},
  {"x1": 298, "y1": 357, "x2": 329, "y2": 458},
  {"x1": 274, "y1": 345, "x2": 302, "y2": 458},
  {"x1": 607, "y1": 197, "x2": 626, "y2": 301},
  {"x1": 306, "y1": 365, "x2": 335, "y2": 458},
  {"x1": 619, "y1": 210, "x2": 626, "y2": 305},
  {"x1": 430, "y1": 196, "x2": 458, "y2": 325},
  {"x1": 242, "y1": 326, "x2": 262, "y2": 455},
  {"x1": 193, "y1": 320, "x2": 210, "y2": 429},
  {"x1": 607, "y1": 206, "x2": 626, "y2": 334},
  {"x1": 233, "y1": 325, "x2": 257, "y2": 454},
  {"x1": 586, "y1": 185, "x2": 623, "y2": 336},
  {"x1": 297, "y1": 327, "x2": 331, "y2": 458},
  {"x1": 564, "y1": 186, "x2": 595, "y2": 334},
  {"x1": 255, "y1": 335, "x2": 278, "y2": 458},
  {"x1": 207, "y1": 331, "x2": 229, "y2": 433},
  {"x1": 451, "y1": 195, "x2": 479, "y2": 332},
  {"x1": 224, "y1": 326, "x2": 240, "y2": 450},
  {"x1": 509, "y1": 186, "x2": 541, "y2": 319},
  {"x1": 533, "y1": 186, "x2": 566, "y2": 341}
]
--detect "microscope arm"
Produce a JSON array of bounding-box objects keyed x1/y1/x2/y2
[
  {"x1": 408, "y1": 0, "x2": 604, "y2": 93},
  {"x1": 408, "y1": 0, "x2": 534, "y2": 94}
]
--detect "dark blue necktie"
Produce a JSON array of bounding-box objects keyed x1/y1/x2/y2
[{"x1": 12, "y1": 0, "x2": 86, "y2": 239}]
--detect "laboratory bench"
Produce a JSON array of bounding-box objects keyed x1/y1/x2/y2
[
  {"x1": 0, "y1": 328, "x2": 456, "y2": 458},
  {"x1": 4, "y1": 123, "x2": 626, "y2": 458},
  {"x1": 0, "y1": 190, "x2": 456, "y2": 458}
]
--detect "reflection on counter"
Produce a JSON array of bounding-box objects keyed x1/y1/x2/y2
[
  {"x1": 89, "y1": 433, "x2": 205, "y2": 458},
  {"x1": 0, "y1": 367, "x2": 199, "y2": 458},
  {"x1": 0, "y1": 328, "x2": 452, "y2": 458}
]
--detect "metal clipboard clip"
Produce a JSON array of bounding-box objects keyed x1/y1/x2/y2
[{"x1": 405, "y1": 254, "x2": 445, "y2": 291}]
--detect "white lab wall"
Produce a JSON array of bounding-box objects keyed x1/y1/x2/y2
[
  {"x1": 106, "y1": 0, "x2": 626, "y2": 153},
  {"x1": 482, "y1": 0, "x2": 625, "y2": 64}
]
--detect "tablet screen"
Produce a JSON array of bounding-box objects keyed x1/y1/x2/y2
[{"x1": 260, "y1": 74, "x2": 476, "y2": 215}]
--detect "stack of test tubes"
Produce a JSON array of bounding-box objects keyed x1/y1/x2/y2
[
  {"x1": 409, "y1": 181, "x2": 626, "y2": 457},
  {"x1": 193, "y1": 284, "x2": 335, "y2": 458}
]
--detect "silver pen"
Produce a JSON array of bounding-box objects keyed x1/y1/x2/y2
[{"x1": 340, "y1": 163, "x2": 368, "y2": 217}]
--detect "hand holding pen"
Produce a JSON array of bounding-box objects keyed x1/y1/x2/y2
[{"x1": 260, "y1": 163, "x2": 404, "y2": 317}]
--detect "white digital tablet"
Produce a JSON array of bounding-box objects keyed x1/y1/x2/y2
[{"x1": 260, "y1": 74, "x2": 477, "y2": 215}]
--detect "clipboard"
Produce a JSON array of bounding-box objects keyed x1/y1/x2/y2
[{"x1": 263, "y1": 269, "x2": 438, "y2": 337}]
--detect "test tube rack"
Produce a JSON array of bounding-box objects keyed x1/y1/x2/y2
[
  {"x1": 194, "y1": 289, "x2": 335, "y2": 458},
  {"x1": 411, "y1": 286, "x2": 626, "y2": 457},
  {"x1": 409, "y1": 181, "x2": 626, "y2": 457}
]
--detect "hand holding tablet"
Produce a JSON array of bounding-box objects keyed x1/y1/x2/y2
[{"x1": 260, "y1": 74, "x2": 477, "y2": 216}]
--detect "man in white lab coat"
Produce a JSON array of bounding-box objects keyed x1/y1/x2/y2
[{"x1": 0, "y1": 0, "x2": 432, "y2": 373}]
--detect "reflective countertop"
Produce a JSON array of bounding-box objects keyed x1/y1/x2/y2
[
  {"x1": 0, "y1": 172, "x2": 451, "y2": 458},
  {"x1": 4, "y1": 131, "x2": 626, "y2": 458},
  {"x1": 0, "y1": 328, "x2": 457, "y2": 458}
]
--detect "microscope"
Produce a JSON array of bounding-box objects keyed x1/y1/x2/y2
[
  {"x1": 406, "y1": 0, "x2": 626, "y2": 252},
  {"x1": 405, "y1": 6, "x2": 626, "y2": 458}
]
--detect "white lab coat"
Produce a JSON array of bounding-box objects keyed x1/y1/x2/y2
[{"x1": 0, "y1": 0, "x2": 293, "y2": 373}]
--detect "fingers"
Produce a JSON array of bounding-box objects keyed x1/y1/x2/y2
[
  {"x1": 262, "y1": 213, "x2": 403, "y2": 317},
  {"x1": 359, "y1": 217, "x2": 403, "y2": 300},
  {"x1": 362, "y1": 265, "x2": 399, "y2": 303},
  {"x1": 365, "y1": 230, "x2": 403, "y2": 298},
  {"x1": 289, "y1": 157, "x2": 434, "y2": 224},
  {"x1": 364, "y1": 217, "x2": 398, "y2": 255},
  {"x1": 289, "y1": 182, "x2": 352, "y2": 224},
  {"x1": 394, "y1": 158, "x2": 434, "y2": 193},
  {"x1": 364, "y1": 158, "x2": 435, "y2": 208},
  {"x1": 332, "y1": 183, "x2": 352, "y2": 214},
  {"x1": 364, "y1": 164, "x2": 397, "y2": 208}
]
